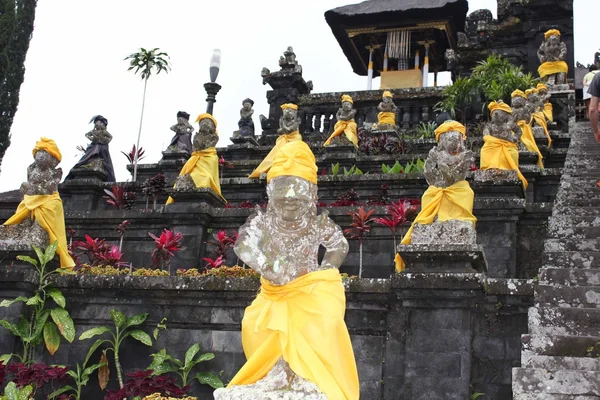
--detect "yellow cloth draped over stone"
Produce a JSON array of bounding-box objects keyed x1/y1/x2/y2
[
  {"x1": 166, "y1": 148, "x2": 224, "y2": 204},
  {"x1": 543, "y1": 103, "x2": 554, "y2": 122},
  {"x1": 531, "y1": 111, "x2": 552, "y2": 146},
  {"x1": 248, "y1": 132, "x2": 302, "y2": 178},
  {"x1": 377, "y1": 111, "x2": 396, "y2": 126},
  {"x1": 538, "y1": 61, "x2": 568, "y2": 79},
  {"x1": 228, "y1": 268, "x2": 360, "y2": 400},
  {"x1": 480, "y1": 135, "x2": 528, "y2": 190},
  {"x1": 517, "y1": 120, "x2": 544, "y2": 169},
  {"x1": 394, "y1": 180, "x2": 476, "y2": 272},
  {"x1": 267, "y1": 140, "x2": 318, "y2": 184},
  {"x1": 323, "y1": 119, "x2": 358, "y2": 148},
  {"x1": 4, "y1": 193, "x2": 75, "y2": 269}
]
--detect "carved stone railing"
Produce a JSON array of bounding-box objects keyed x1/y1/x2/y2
[{"x1": 297, "y1": 87, "x2": 444, "y2": 135}]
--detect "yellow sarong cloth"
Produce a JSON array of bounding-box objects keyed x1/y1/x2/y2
[
  {"x1": 531, "y1": 112, "x2": 552, "y2": 146},
  {"x1": 249, "y1": 132, "x2": 302, "y2": 179},
  {"x1": 517, "y1": 120, "x2": 544, "y2": 169},
  {"x1": 480, "y1": 135, "x2": 528, "y2": 190},
  {"x1": 166, "y1": 147, "x2": 224, "y2": 204},
  {"x1": 394, "y1": 180, "x2": 476, "y2": 272},
  {"x1": 377, "y1": 111, "x2": 396, "y2": 126},
  {"x1": 538, "y1": 61, "x2": 568, "y2": 79},
  {"x1": 543, "y1": 103, "x2": 554, "y2": 122},
  {"x1": 323, "y1": 119, "x2": 358, "y2": 148},
  {"x1": 4, "y1": 193, "x2": 75, "y2": 269},
  {"x1": 228, "y1": 268, "x2": 359, "y2": 400}
]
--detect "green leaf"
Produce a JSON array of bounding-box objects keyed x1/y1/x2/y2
[
  {"x1": 331, "y1": 162, "x2": 339, "y2": 176},
  {"x1": 17, "y1": 385, "x2": 33, "y2": 400},
  {"x1": 29, "y1": 310, "x2": 50, "y2": 342},
  {"x1": 82, "y1": 361, "x2": 105, "y2": 377},
  {"x1": 125, "y1": 313, "x2": 148, "y2": 329},
  {"x1": 66, "y1": 370, "x2": 79, "y2": 380},
  {"x1": 149, "y1": 362, "x2": 177, "y2": 376},
  {"x1": 184, "y1": 343, "x2": 200, "y2": 367},
  {"x1": 0, "y1": 297, "x2": 28, "y2": 307},
  {"x1": 195, "y1": 352, "x2": 216, "y2": 363},
  {"x1": 79, "y1": 326, "x2": 111, "y2": 341},
  {"x1": 382, "y1": 163, "x2": 389, "y2": 174},
  {"x1": 83, "y1": 338, "x2": 108, "y2": 367},
  {"x1": 0, "y1": 319, "x2": 21, "y2": 337},
  {"x1": 0, "y1": 353, "x2": 12, "y2": 364},
  {"x1": 51, "y1": 308, "x2": 75, "y2": 343},
  {"x1": 46, "y1": 288, "x2": 66, "y2": 308},
  {"x1": 26, "y1": 294, "x2": 41, "y2": 306},
  {"x1": 44, "y1": 241, "x2": 58, "y2": 264},
  {"x1": 48, "y1": 385, "x2": 75, "y2": 399},
  {"x1": 31, "y1": 244, "x2": 46, "y2": 265},
  {"x1": 15, "y1": 255, "x2": 37, "y2": 266},
  {"x1": 195, "y1": 371, "x2": 224, "y2": 389},
  {"x1": 43, "y1": 322, "x2": 61, "y2": 355},
  {"x1": 110, "y1": 310, "x2": 126, "y2": 329},
  {"x1": 354, "y1": 167, "x2": 363, "y2": 175},
  {"x1": 127, "y1": 330, "x2": 152, "y2": 346},
  {"x1": 148, "y1": 348, "x2": 177, "y2": 370},
  {"x1": 4, "y1": 382, "x2": 18, "y2": 400}
]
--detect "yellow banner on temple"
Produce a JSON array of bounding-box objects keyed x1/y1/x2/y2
[
  {"x1": 249, "y1": 132, "x2": 302, "y2": 178},
  {"x1": 543, "y1": 103, "x2": 554, "y2": 122},
  {"x1": 395, "y1": 180, "x2": 476, "y2": 272},
  {"x1": 4, "y1": 193, "x2": 75, "y2": 269},
  {"x1": 166, "y1": 147, "x2": 224, "y2": 204},
  {"x1": 531, "y1": 112, "x2": 552, "y2": 146},
  {"x1": 517, "y1": 121, "x2": 544, "y2": 169},
  {"x1": 323, "y1": 119, "x2": 358, "y2": 148},
  {"x1": 228, "y1": 268, "x2": 359, "y2": 400},
  {"x1": 380, "y1": 70, "x2": 423, "y2": 89},
  {"x1": 480, "y1": 135, "x2": 528, "y2": 190},
  {"x1": 538, "y1": 61, "x2": 568, "y2": 79}
]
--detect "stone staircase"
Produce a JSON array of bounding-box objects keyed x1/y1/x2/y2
[{"x1": 513, "y1": 121, "x2": 600, "y2": 399}]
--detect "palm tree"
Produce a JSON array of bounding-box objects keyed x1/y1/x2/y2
[{"x1": 125, "y1": 47, "x2": 171, "y2": 181}]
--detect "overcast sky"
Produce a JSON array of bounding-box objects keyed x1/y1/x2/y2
[{"x1": 0, "y1": 0, "x2": 595, "y2": 191}]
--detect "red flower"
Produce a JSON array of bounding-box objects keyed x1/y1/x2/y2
[
  {"x1": 203, "y1": 255, "x2": 224, "y2": 269},
  {"x1": 148, "y1": 229, "x2": 185, "y2": 269}
]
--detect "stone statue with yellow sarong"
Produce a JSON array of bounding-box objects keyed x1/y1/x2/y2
[
  {"x1": 166, "y1": 113, "x2": 225, "y2": 204},
  {"x1": 480, "y1": 101, "x2": 528, "y2": 191},
  {"x1": 537, "y1": 29, "x2": 568, "y2": 85},
  {"x1": 249, "y1": 103, "x2": 302, "y2": 179},
  {"x1": 323, "y1": 94, "x2": 358, "y2": 148},
  {"x1": 537, "y1": 83, "x2": 554, "y2": 123},
  {"x1": 526, "y1": 88, "x2": 552, "y2": 147},
  {"x1": 214, "y1": 140, "x2": 359, "y2": 400},
  {"x1": 395, "y1": 121, "x2": 477, "y2": 272},
  {"x1": 0, "y1": 138, "x2": 75, "y2": 269},
  {"x1": 512, "y1": 90, "x2": 544, "y2": 169},
  {"x1": 375, "y1": 90, "x2": 397, "y2": 131}
]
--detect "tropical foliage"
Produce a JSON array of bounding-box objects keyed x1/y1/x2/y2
[{"x1": 344, "y1": 207, "x2": 376, "y2": 278}]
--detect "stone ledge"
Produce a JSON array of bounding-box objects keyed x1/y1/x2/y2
[
  {"x1": 398, "y1": 244, "x2": 487, "y2": 273},
  {"x1": 485, "y1": 278, "x2": 535, "y2": 296}
]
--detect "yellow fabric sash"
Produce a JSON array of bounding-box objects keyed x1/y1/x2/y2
[
  {"x1": 531, "y1": 112, "x2": 552, "y2": 146},
  {"x1": 249, "y1": 132, "x2": 302, "y2": 179},
  {"x1": 538, "y1": 61, "x2": 568, "y2": 78},
  {"x1": 394, "y1": 180, "x2": 476, "y2": 272},
  {"x1": 228, "y1": 268, "x2": 359, "y2": 400},
  {"x1": 377, "y1": 111, "x2": 396, "y2": 126},
  {"x1": 4, "y1": 193, "x2": 75, "y2": 269},
  {"x1": 543, "y1": 103, "x2": 554, "y2": 122},
  {"x1": 166, "y1": 147, "x2": 224, "y2": 204},
  {"x1": 480, "y1": 135, "x2": 528, "y2": 190},
  {"x1": 323, "y1": 119, "x2": 358, "y2": 148},
  {"x1": 517, "y1": 120, "x2": 544, "y2": 169}
]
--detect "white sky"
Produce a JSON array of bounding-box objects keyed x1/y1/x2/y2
[{"x1": 0, "y1": 0, "x2": 595, "y2": 191}]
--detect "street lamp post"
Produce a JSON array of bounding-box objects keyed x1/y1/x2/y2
[{"x1": 205, "y1": 49, "x2": 221, "y2": 115}]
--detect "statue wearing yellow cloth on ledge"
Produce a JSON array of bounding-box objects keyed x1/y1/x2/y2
[
  {"x1": 249, "y1": 103, "x2": 302, "y2": 179},
  {"x1": 2, "y1": 138, "x2": 75, "y2": 269},
  {"x1": 166, "y1": 113, "x2": 225, "y2": 204},
  {"x1": 511, "y1": 90, "x2": 544, "y2": 169},
  {"x1": 214, "y1": 140, "x2": 359, "y2": 400},
  {"x1": 537, "y1": 29, "x2": 568, "y2": 85},
  {"x1": 395, "y1": 121, "x2": 476, "y2": 272},
  {"x1": 481, "y1": 101, "x2": 528, "y2": 191},
  {"x1": 323, "y1": 94, "x2": 358, "y2": 148},
  {"x1": 375, "y1": 90, "x2": 397, "y2": 130},
  {"x1": 526, "y1": 88, "x2": 552, "y2": 147},
  {"x1": 536, "y1": 83, "x2": 554, "y2": 122}
]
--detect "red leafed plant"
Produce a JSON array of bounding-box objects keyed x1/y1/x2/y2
[
  {"x1": 374, "y1": 200, "x2": 416, "y2": 252},
  {"x1": 343, "y1": 207, "x2": 375, "y2": 278},
  {"x1": 208, "y1": 230, "x2": 237, "y2": 260},
  {"x1": 7, "y1": 362, "x2": 70, "y2": 389},
  {"x1": 103, "y1": 184, "x2": 137, "y2": 210},
  {"x1": 74, "y1": 235, "x2": 127, "y2": 268},
  {"x1": 122, "y1": 144, "x2": 146, "y2": 176},
  {"x1": 104, "y1": 369, "x2": 189, "y2": 400},
  {"x1": 219, "y1": 156, "x2": 234, "y2": 179},
  {"x1": 202, "y1": 255, "x2": 224, "y2": 269},
  {"x1": 148, "y1": 229, "x2": 185, "y2": 273},
  {"x1": 330, "y1": 189, "x2": 361, "y2": 207},
  {"x1": 116, "y1": 220, "x2": 131, "y2": 251}
]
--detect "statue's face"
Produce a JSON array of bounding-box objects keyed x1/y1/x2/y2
[
  {"x1": 491, "y1": 110, "x2": 509, "y2": 124},
  {"x1": 440, "y1": 131, "x2": 463, "y2": 155},
  {"x1": 341, "y1": 101, "x2": 352, "y2": 111},
  {"x1": 198, "y1": 119, "x2": 215, "y2": 135},
  {"x1": 34, "y1": 150, "x2": 58, "y2": 169},
  {"x1": 268, "y1": 176, "x2": 316, "y2": 222},
  {"x1": 177, "y1": 117, "x2": 187, "y2": 124},
  {"x1": 242, "y1": 102, "x2": 252, "y2": 111},
  {"x1": 382, "y1": 97, "x2": 392, "y2": 104},
  {"x1": 546, "y1": 35, "x2": 560, "y2": 50},
  {"x1": 94, "y1": 120, "x2": 106, "y2": 130},
  {"x1": 512, "y1": 97, "x2": 526, "y2": 109},
  {"x1": 282, "y1": 108, "x2": 297, "y2": 120}
]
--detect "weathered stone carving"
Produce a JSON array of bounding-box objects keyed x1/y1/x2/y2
[
  {"x1": 527, "y1": 89, "x2": 552, "y2": 146},
  {"x1": 483, "y1": 101, "x2": 519, "y2": 143},
  {"x1": 512, "y1": 90, "x2": 544, "y2": 168},
  {"x1": 232, "y1": 98, "x2": 255, "y2": 140},
  {"x1": 424, "y1": 125, "x2": 474, "y2": 188},
  {"x1": 166, "y1": 111, "x2": 193, "y2": 154},
  {"x1": 375, "y1": 90, "x2": 397, "y2": 131},
  {"x1": 323, "y1": 94, "x2": 358, "y2": 148},
  {"x1": 537, "y1": 29, "x2": 568, "y2": 85}
]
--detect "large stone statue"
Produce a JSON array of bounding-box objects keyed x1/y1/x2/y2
[
  {"x1": 480, "y1": 101, "x2": 528, "y2": 190},
  {"x1": 166, "y1": 113, "x2": 225, "y2": 204},
  {"x1": 375, "y1": 90, "x2": 397, "y2": 130},
  {"x1": 166, "y1": 111, "x2": 194, "y2": 155},
  {"x1": 512, "y1": 90, "x2": 543, "y2": 169},
  {"x1": 323, "y1": 94, "x2": 358, "y2": 148},
  {"x1": 214, "y1": 140, "x2": 359, "y2": 400},
  {"x1": 65, "y1": 115, "x2": 115, "y2": 182},
  {"x1": 395, "y1": 121, "x2": 477, "y2": 271},
  {"x1": 249, "y1": 103, "x2": 302, "y2": 179},
  {"x1": 1, "y1": 138, "x2": 75, "y2": 269},
  {"x1": 232, "y1": 98, "x2": 256, "y2": 139},
  {"x1": 526, "y1": 88, "x2": 552, "y2": 146},
  {"x1": 537, "y1": 29, "x2": 568, "y2": 85}
]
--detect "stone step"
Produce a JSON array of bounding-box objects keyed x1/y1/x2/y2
[
  {"x1": 540, "y1": 268, "x2": 600, "y2": 285},
  {"x1": 514, "y1": 394, "x2": 600, "y2": 400},
  {"x1": 547, "y1": 223, "x2": 600, "y2": 240},
  {"x1": 558, "y1": 206, "x2": 600, "y2": 217},
  {"x1": 521, "y1": 334, "x2": 600, "y2": 357},
  {"x1": 522, "y1": 354, "x2": 600, "y2": 371},
  {"x1": 555, "y1": 198, "x2": 600, "y2": 208},
  {"x1": 512, "y1": 368, "x2": 600, "y2": 396},
  {"x1": 536, "y1": 285, "x2": 600, "y2": 308},
  {"x1": 543, "y1": 252, "x2": 600, "y2": 269},
  {"x1": 529, "y1": 306, "x2": 600, "y2": 336},
  {"x1": 545, "y1": 239, "x2": 600, "y2": 253}
]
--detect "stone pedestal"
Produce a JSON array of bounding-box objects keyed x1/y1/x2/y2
[
  {"x1": 159, "y1": 151, "x2": 189, "y2": 166},
  {"x1": 474, "y1": 169, "x2": 520, "y2": 187},
  {"x1": 165, "y1": 187, "x2": 226, "y2": 208},
  {"x1": 0, "y1": 220, "x2": 48, "y2": 264},
  {"x1": 230, "y1": 135, "x2": 259, "y2": 147},
  {"x1": 60, "y1": 169, "x2": 107, "y2": 211}
]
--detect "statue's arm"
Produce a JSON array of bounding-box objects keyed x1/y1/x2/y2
[
  {"x1": 170, "y1": 124, "x2": 178, "y2": 133},
  {"x1": 319, "y1": 213, "x2": 349, "y2": 269},
  {"x1": 482, "y1": 125, "x2": 491, "y2": 136},
  {"x1": 348, "y1": 109, "x2": 357, "y2": 119},
  {"x1": 104, "y1": 131, "x2": 113, "y2": 144},
  {"x1": 559, "y1": 42, "x2": 568, "y2": 60},
  {"x1": 233, "y1": 211, "x2": 269, "y2": 272},
  {"x1": 85, "y1": 130, "x2": 94, "y2": 141},
  {"x1": 537, "y1": 45, "x2": 545, "y2": 63}
]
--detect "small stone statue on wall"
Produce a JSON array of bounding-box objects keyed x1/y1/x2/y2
[
  {"x1": 166, "y1": 111, "x2": 194, "y2": 155},
  {"x1": 323, "y1": 94, "x2": 358, "y2": 148},
  {"x1": 536, "y1": 83, "x2": 554, "y2": 123},
  {"x1": 375, "y1": 90, "x2": 397, "y2": 130},
  {"x1": 512, "y1": 90, "x2": 543, "y2": 168},
  {"x1": 232, "y1": 98, "x2": 255, "y2": 140},
  {"x1": 1, "y1": 138, "x2": 75, "y2": 269},
  {"x1": 65, "y1": 115, "x2": 115, "y2": 182},
  {"x1": 537, "y1": 29, "x2": 568, "y2": 85},
  {"x1": 526, "y1": 89, "x2": 552, "y2": 146},
  {"x1": 214, "y1": 140, "x2": 359, "y2": 400}
]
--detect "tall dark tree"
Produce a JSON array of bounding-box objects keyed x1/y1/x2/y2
[{"x1": 0, "y1": 0, "x2": 37, "y2": 173}]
